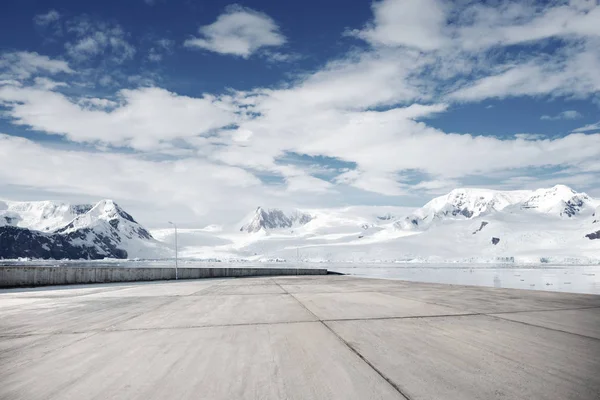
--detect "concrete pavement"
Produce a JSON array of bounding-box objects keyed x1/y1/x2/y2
[{"x1": 1, "y1": 275, "x2": 599, "y2": 399}]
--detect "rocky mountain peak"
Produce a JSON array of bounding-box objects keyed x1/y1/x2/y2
[
  {"x1": 1, "y1": 198, "x2": 164, "y2": 260},
  {"x1": 240, "y1": 207, "x2": 313, "y2": 233}
]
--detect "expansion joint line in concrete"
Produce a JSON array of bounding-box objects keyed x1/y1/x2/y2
[
  {"x1": 378, "y1": 291, "x2": 600, "y2": 341},
  {"x1": 273, "y1": 282, "x2": 413, "y2": 400},
  {"x1": 486, "y1": 314, "x2": 600, "y2": 342},
  {"x1": 487, "y1": 305, "x2": 600, "y2": 315},
  {"x1": 321, "y1": 313, "x2": 480, "y2": 323},
  {"x1": 386, "y1": 291, "x2": 600, "y2": 317}
]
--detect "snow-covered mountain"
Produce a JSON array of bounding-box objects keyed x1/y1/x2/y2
[
  {"x1": 151, "y1": 185, "x2": 600, "y2": 264},
  {"x1": 240, "y1": 207, "x2": 313, "y2": 233},
  {"x1": 0, "y1": 199, "x2": 168, "y2": 260},
  {"x1": 7, "y1": 185, "x2": 595, "y2": 262},
  {"x1": 517, "y1": 185, "x2": 597, "y2": 217},
  {"x1": 0, "y1": 200, "x2": 92, "y2": 231},
  {"x1": 586, "y1": 206, "x2": 600, "y2": 240},
  {"x1": 395, "y1": 185, "x2": 598, "y2": 231}
]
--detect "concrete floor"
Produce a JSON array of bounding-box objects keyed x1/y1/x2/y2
[{"x1": 1, "y1": 276, "x2": 599, "y2": 400}]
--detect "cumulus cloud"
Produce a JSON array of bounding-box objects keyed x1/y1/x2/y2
[
  {"x1": 184, "y1": 5, "x2": 286, "y2": 58},
  {"x1": 0, "y1": 51, "x2": 73, "y2": 80},
  {"x1": 541, "y1": 110, "x2": 583, "y2": 120},
  {"x1": 350, "y1": 0, "x2": 449, "y2": 51},
  {"x1": 0, "y1": 85, "x2": 236, "y2": 150}
]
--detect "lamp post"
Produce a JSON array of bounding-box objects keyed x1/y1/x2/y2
[{"x1": 168, "y1": 221, "x2": 178, "y2": 280}]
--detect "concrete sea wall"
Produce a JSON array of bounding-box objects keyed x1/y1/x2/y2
[{"x1": 0, "y1": 266, "x2": 328, "y2": 288}]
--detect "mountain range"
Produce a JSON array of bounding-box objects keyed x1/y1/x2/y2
[
  {"x1": 394, "y1": 185, "x2": 597, "y2": 230},
  {"x1": 0, "y1": 199, "x2": 167, "y2": 259},
  {"x1": 153, "y1": 184, "x2": 600, "y2": 264},
  {"x1": 2, "y1": 184, "x2": 599, "y2": 262}
]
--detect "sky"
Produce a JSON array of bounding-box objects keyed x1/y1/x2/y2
[{"x1": 1, "y1": 0, "x2": 600, "y2": 228}]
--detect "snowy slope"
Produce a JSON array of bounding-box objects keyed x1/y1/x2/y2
[
  {"x1": 55, "y1": 200, "x2": 168, "y2": 259},
  {"x1": 0, "y1": 199, "x2": 169, "y2": 259},
  {"x1": 517, "y1": 185, "x2": 598, "y2": 217},
  {"x1": 394, "y1": 188, "x2": 529, "y2": 230},
  {"x1": 395, "y1": 185, "x2": 598, "y2": 231},
  {"x1": 585, "y1": 206, "x2": 600, "y2": 240},
  {"x1": 279, "y1": 210, "x2": 599, "y2": 263},
  {"x1": 151, "y1": 206, "x2": 416, "y2": 260},
  {"x1": 0, "y1": 200, "x2": 92, "y2": 231},
  {"x1": 153, "y1": 185, "x2": 600, "y2": 264}
]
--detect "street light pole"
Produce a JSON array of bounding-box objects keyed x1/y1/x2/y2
[{"x1": 168, "y1": 221, "x2": 178, "y2": 280}]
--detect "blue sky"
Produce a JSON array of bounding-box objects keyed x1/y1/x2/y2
[{"x1": 1, "y1": 0, "x2": 600, "y2": 227}]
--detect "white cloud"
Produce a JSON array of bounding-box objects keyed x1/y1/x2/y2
[
  {"x1": 0, "y1": 134, "x2": 266, "y2": 226},
  {"x1": 335, "y1": 170, "x2": 407, "y2": 196},
  {"x1": 354, "y1": 0, "x2": 600, "y2": 52},
  {"x1": 0, "y1": 79, "x2": 22, "y2": 87},
  {"x1": 148, "y1": 38, "x2": 174, "y2": 62},
  {"x1": 490, "y1": 170, "x2": 600, "y2": 193},
  {"x1": 353, "y1": 0, "x2": 600, "y2": 103},
  {"x1": 0, "y1": 86, "x2": 236, "y2": 150},
  {"x1": 34, "y1": 10, "x2": 61, "y2": 27},
  {"x1": 540, "y1": 110, "x2": 583, "y2": 120},
  {"x1": 184, "y1": 5, "x2": 286, "y2": 58},
  {"x1": 449, "y1": 43, "x2": 600, "y2": 101},
  {"x1": 209, "y1": 78, "x2": 600, "y2": 195},
  {"x1": 4, "y1": 0, "x2": 600, "y2": 222},
  {"x1": 4, "y1": 41, "x2": 600, "y2": 204},
  {"x1": 573, "y1": 121, "x2": 600, "y2": 132},
  {"x1": 33, "y1": 77, "x2": 68, "y2": 90},
  {"x1": 350, "y1": 0, "x2": 449, "y2": 51},
  {"x1": 285, "y1": 174, "x2": 333, "y2": 193},
  {"x1": 0, "y1": 52, "x2": 73, "y2": 80},
  {"x1": 454, "y1": 1, "x2": 600, "y2": 51},
  {"x1": 250, "y1": 48, "x2": 428, "y2": 111},
  {"x1": 65, "y1": 18, "x2": 135, "y2": 64},
  {"x1": 412, "y1": 179, "x2": 461, "y2": 195}
]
